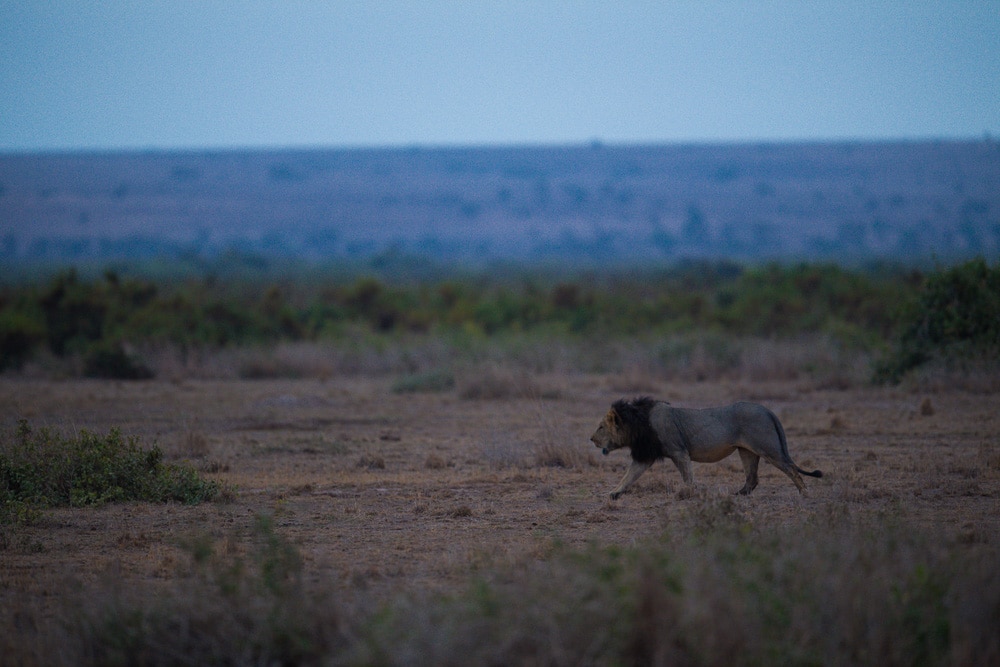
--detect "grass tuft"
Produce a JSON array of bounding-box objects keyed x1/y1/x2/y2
[{"x1": 391, "y1": 368, "x2": 456, "y2": 394}]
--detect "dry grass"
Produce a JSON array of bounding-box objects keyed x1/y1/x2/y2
[
  {"x1": 5, "y1": 503, "x2": 997, "y2": 666},
  {"x1": 49, "y1": 332, "x2": 886, "y2": 391},
  {"x1": 478, "y1": 436, "x2": 533, "y2": 470},
  {"x1": 2, "y1": 371, "x2": 999, "y2": 664},
  {"x1": 899, "y1": 360, "x2": 1000, "y2": 394},
  {"x1": 457, "y1": 363, "x2": 552, "y2": 400}
]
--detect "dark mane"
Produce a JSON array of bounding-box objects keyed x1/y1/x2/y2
[{"x1": 612, "y1": 397, "x2": 663, "y2": 464}]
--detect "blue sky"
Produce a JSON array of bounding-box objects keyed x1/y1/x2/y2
[{"x1": 2, "y1": 1, "x2": 998, "y2": 151}]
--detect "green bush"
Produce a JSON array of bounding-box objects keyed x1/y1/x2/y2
[
  {"x1": 0, "y1": 261, "x2": 926, "y2": 377},
  {"x1": 82, "y1": 340, "x2": 154, "y2": 379},
  {"x1": 0, "y1": 308, "x2": 45, "y2": 370},
  {"x1": 717, "y1": 263, "x2": 897, "y2": 338},
  {"x1": 1, "y1": 420, "x2": 219, "y2": 523},
  {"x1": 875, "y1": 258, "x2": 1000, "y2": 383}
]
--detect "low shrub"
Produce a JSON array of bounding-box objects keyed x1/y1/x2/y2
[
  {"x1": 1, "y1": 420, "x2": 219, "y2": 523},
  {"x1": 82, "y1": 340, "x2": 154, "y2": 379},
  {"x1": 0, "y1": 309, "x2": 45, "y2": 370}
]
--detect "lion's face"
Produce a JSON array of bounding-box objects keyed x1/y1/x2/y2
[{"x1": 590, "y1": 409, "x2": 625, "y2": 455}]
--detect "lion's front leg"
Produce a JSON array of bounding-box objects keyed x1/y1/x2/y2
[
  {"x1": 668, "y1": 451, "x2": 694, "y2": 486},
  {"x1": 609, "y1": 460, "x2": 652, "y2": 499}
]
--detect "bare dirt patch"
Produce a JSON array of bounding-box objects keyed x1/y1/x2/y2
[{"x1": 3, "y1": 374, "x2": 999, "y2": 612}]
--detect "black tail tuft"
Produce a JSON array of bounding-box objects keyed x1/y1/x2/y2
[{"x1": 804, "y1": 469, "x2": 823, "y2": 478}]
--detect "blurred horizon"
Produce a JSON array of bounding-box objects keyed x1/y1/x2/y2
[
  {"x1": 3, "y1": 139, "x2": 997, "y2": 269},
  {"x1": 4, "y1": 3, "x2": 997, "y2": 271},
  {"x1": 2, "y1": 134, "x2": 997, "y2": 157}
]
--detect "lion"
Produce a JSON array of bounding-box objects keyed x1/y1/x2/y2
[{"x1": 590, "y1": 397, "x2": 822, "y2": 499}]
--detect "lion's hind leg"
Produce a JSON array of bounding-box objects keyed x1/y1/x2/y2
[
  {"x1": 768, "y1": 457, "x2": 806, "y2": 492},
  {"x1": 736, "y1": 448, "x2": 759, "y2": 495},
  {"x1": 745, "y1": 437, "x2": 808, "y2": 493}
]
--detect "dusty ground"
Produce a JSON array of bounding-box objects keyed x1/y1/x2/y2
[{"x1": 2, "y1": 373, "x2": 999, "y2": 614}]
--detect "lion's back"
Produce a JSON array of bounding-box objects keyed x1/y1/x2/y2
[
  {"x1": 717, "y1": 402, "x2": 781, "y2": 445},
  {"x1": 674, "y1": 402, "x2": 776, "y2": 444}
]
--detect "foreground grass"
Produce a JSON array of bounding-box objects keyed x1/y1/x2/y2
[{"x1": 4, "y1": 501, "x2": 997, "y2": 666}]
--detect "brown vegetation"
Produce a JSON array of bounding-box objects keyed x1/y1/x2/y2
[{"x1": 2, "y1": 369, "x2": 999, "y2": 663}]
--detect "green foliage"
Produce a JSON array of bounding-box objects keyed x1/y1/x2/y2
[
  {"x1": 0, "y1": 307, "x2": 45, "y2": 370},
  {"x1": 875, "y1": 258, "x2": 1000, "y2": 383},
  {"x1": 0, "y1": 261, "x2": 942, "y2": 378},
  {"x1": 1, "y1": 420, "x2": 218, "y2": 523},
  {"x1": 717, "y1": 263, "x2": 898, "y2": 339},
  {"x1": 38, "y1": 269, "x2": 108, "y2": 355},
  {"x1": 82, "y1": 340, "x2": 153, "y2": 379}
]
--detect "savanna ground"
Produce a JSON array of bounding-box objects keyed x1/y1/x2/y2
[{"x1": 3, "y1": 362, "x2": 999, "y2": 663}]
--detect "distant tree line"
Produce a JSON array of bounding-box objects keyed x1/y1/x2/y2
[{"x1": 1, "y1": 260, "x2": 997, "y2": 382}]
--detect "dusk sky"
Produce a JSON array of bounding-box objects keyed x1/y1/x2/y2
[{"x1": 2, "y1": 1, "x2": 998, "y2": 152}]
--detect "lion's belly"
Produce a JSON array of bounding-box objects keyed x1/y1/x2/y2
[
  {"x1": 658, "y1": 406, "x2": 744, "y2": 464},
  {"x1": 688, "y1": 443, "x2": 737, "y2": 463}
]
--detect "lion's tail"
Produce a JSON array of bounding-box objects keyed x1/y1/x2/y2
[{"x1": 769, "y1": 409, "x2": 823, "y2": 479}]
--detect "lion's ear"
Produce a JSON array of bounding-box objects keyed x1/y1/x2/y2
[{"x1": 608, "y1": 408, "x2": 622, "y2": 425}]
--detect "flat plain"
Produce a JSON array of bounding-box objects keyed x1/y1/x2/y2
[{"x1": 3, "y1": 372, "x2": 998, "y2": 618}]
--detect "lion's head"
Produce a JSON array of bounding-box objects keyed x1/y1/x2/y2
[
  {"x1": 591, "y1": 397, "x2": 661, "y2": 458},
  {"x1": 590, "y1": 406, "x2": 626, "y2": 455}
]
